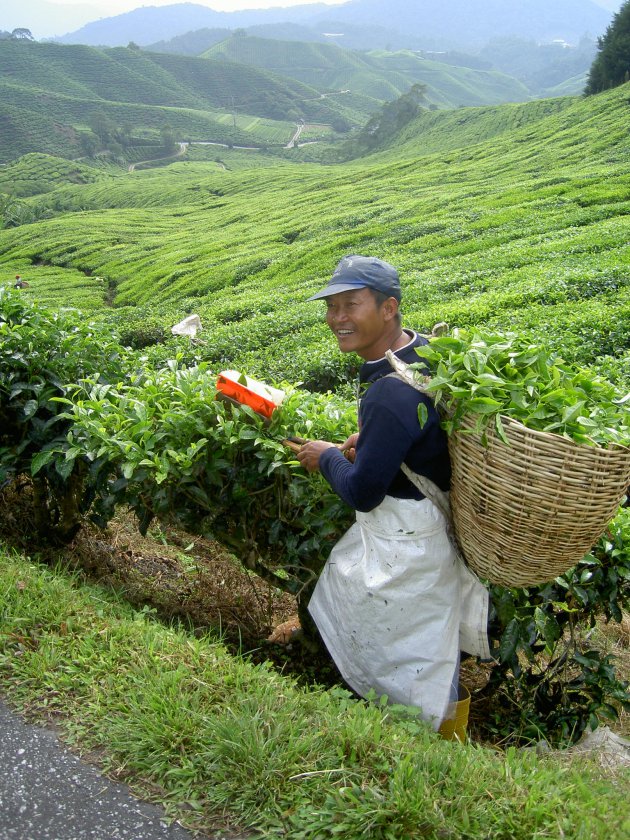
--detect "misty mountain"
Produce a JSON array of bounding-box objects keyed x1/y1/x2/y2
[
  {"x1": 52, "y1": 1, "x2": 613, "y2": 50},
  {"x1": 53, "y1": 3, "x2": 336, "y2": 47},
  {"x1": 324, "y1": 0, "x2": 611, "y2": 46}
]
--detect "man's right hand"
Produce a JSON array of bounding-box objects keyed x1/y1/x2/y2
[{"x1": 296, "y1": 439, "x2": 337, "y2": 472}]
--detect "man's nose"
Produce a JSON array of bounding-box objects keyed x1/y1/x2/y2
[{"x1": 332, "y1": 307, "x2": 348, "y2": 322}]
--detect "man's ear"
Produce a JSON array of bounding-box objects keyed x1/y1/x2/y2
[{"x1": 382, "y1": 297, "x2": 399, "y2": 322}]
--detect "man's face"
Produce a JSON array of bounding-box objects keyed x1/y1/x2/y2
[{"x1": 325, "y1": 287, "x2": 396, "y2": 361}]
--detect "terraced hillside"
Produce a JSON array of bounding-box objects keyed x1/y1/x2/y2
[
  {"x1": 205, "y1": 35, "x2": 531, "y2": 108},
  {"x1": 0, "y1": 39, "x2": 361, "y2": 164},
  {"x1": 0, "y1": 153, "x2": 104, "y2": 198},
  {"x1": 0, "y1": 83, "x2": 628, "y2": 390}
]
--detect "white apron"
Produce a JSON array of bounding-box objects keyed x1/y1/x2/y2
[{"x1": 308, "y1": 494, "x2": 490, "y2": 729}]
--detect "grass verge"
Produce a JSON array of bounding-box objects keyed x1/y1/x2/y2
[{"x1": 1, "y1": 544, "x2": 628, "y2": 839}]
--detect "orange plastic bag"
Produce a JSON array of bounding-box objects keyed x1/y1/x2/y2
[{"x1": 216, "y1": 370, "x2": 285, "y2": 419}]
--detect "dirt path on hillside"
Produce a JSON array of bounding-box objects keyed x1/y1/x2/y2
[
  {"x1": 285, "y1": 121, "x2": 305, "y2": 148},
  {"x1": 128, "y1": 143, "x2": 187, "y2": 173}
]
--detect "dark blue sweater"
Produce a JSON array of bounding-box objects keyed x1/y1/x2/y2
[{"x1": 319, "y1": 331, "x2": 451, "y2": 512}]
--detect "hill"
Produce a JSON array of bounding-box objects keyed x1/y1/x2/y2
[
  {"x1": 0, "y1": 39, "x2": 351, "y2": 118},
  {"x1": 53, "y1": 2, "x2": 330, "y2": 47},
  {"x1": 477, "y1": 35, "x2": 598, "y2": 96},
  {"x1": 146, "y1": 22, "x2": 415, "y2": 56},
  {"x1": 149, "y1": 31, "x2": 599, "y2": 102},
  {"x1": 0, "y1": 39, "x2": 362, "y2": 164},
  {"x1": 147, "y1": 26, "x2": 233, "y2": 57},
  {"x1": 0, "y1": 152, "x2": 104, "y2": 197},
  {"x1": 204, "y1": 35, "x2": 530, "y2": 108},
  {"x1": 53, "y1": 0, "x2": 612, "y2": 50},
  {"x1": 0, "y1": 82, "x2": 628, "y2": 390}
]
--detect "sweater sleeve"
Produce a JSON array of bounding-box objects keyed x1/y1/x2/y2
[{"x1": 319, "y1": 378, "x2": 436, "y2": 512}]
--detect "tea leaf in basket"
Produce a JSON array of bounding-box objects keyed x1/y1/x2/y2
[{"x1": 415, "y1": 329, "x2": 630, "y2": 448}]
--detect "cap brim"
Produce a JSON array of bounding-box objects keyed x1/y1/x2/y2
[{"x1": 306, "y1": 281, "x2": 367, "y2": 301}]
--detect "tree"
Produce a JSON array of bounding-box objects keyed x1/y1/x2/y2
[
  {"x1": 160, "y1": 123, "x2": 176, "y2": 153},
  {"x1": 585, "y1": 0, "x2": 630, "y2": 94},
  {"x1": 10, "y1": 28, "x2": 34, "y2": 40},
  {"x1": 351, "y1": 83, "x2": 428, "y2": 154},
  {"x1": 79, "y1": 132, "x2": 99, "y2": 158},
  {"x1": 89, "y1": 110, "x2": 115, "y2": 144}
]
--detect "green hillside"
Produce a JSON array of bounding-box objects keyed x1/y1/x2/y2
[
  {"x1": 147, "y1": 27, "x2": 233, "y2": 56},
  {"x1": 545, "y1": 72, "x2": 590, "y2": 97},
  {"x1": 0, "y1": 80, "x2": 309, "y2": 163},
  {"x1": 388, "y1": 96, "x2": 573, "y2": 156},
  {"x1": 0, "y1": 99, "x2": 83, "y2": 163},
  {"x1": 0, "y1": 153, "x2": 104, "y2": 198},
  {"x1": 0, "y1": 84, "x2": 628, "y2": 389},
  {"x1": 0, "y1": 39, "x2": 360, "y2": 164},
  {"x1": 204, "y1": 35, "x2": 531, "y2": 108},
  {"x1": 0, "y1": 39, "x2": 329, "y2": 114}
]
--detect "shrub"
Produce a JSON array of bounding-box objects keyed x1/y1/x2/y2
[{"x1": 0, "y1": 287, "x2": 127, "y2": 540}]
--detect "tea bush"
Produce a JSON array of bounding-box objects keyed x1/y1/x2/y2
[{"x1": 0, "y1": 287, "x2": 127, "y2": 540}]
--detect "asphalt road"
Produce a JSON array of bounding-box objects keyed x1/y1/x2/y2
[{"x1": 0, "y1": 699, "x2": 245, "y2": 840}]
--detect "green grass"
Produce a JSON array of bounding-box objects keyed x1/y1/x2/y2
[
  {"x1": 1, "y1": 264, "x2": 108, "y2": 312},
  {"x1": 0, "y1": 82, "x2": 295, "y2": 163},
  {"x1": 1, "y1": 547, "x2": 627, "y2": 839}
]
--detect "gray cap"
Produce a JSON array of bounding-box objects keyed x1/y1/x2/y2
[{"x1": 307, "y1": 255, "x2": 401, "y2": 301}]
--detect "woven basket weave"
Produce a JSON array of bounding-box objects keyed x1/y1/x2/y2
[{"x1": 448, "y1": 415, "x2": 630, "y2": 587}]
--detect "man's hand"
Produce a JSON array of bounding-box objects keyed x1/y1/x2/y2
[
  {"x1": 339, "y1": 433, "x2": 359, "y2": 463},
  {"x1": 296, "y1": 440, "x2": 338, "y2": 473}
]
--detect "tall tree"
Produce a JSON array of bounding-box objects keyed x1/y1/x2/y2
[
  {"x1": 351, "y1": 83, "x2": 428, "y2": 154},
  {"x1": 585, "y1": 0, "x2": 630, "y2": 93},
  {"x1": 10, "y1": 28, "x2": 34, "y2": 40}
]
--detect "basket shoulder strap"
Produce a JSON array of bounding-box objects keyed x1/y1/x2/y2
[
  {"x1": 383, "y1": 351, "x2": 459, "y2": 553},
  {"x1": 400, "y1": 462, "x2": 458, "y2": 549},
  {"x1": 400, "y1": 463, "x2": 449, "y2": 519},
  {"x1": 384, "y1": 349, "x2": 434, "y2": 398},
  {"x1": 383, "y1": 352, "x2": 449, "y2": 516}
]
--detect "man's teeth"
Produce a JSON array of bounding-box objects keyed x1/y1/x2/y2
[{"x1": 338, "y1": 330, "x2": 353, "y2": 335}]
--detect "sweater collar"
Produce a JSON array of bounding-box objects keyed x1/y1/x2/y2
[{"x1": 360, "y1": 330, "x2": 427, "y2": 384}]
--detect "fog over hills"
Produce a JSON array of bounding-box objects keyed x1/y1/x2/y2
[{"x1": 7, "y1": 0, "x2": 614, "y2": 49}]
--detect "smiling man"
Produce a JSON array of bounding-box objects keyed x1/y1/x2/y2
[{"x1": 297, "y1": 255, "x2": 489, "y2": 732}]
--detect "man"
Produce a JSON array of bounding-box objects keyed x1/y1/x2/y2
[{"x1": 297, "y1": 255, "x2": 489, "y2": 731}]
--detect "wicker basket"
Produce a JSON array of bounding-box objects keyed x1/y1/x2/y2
[{"x1": 448, "y1": 415, "x2": 630, "y2": 587}]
